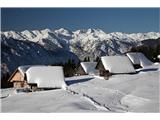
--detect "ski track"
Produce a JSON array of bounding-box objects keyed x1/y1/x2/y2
[
  {"x1": 66, "y1": 87, "x2": 128, "y2": 112},
  {"x1": 0, "y1": 94, "x2": 10, "y2": 99},
  {"x1": 66, "y1": 88, "x2": 111, "y2": 112}
]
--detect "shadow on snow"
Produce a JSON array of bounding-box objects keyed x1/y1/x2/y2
[{"x1": 66, "y1": 77, "x2": 94, "y2": 86}]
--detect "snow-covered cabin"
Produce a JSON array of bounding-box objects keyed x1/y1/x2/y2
[
  {"x1": 76, "y1": 62, "x2": 98, "y2": 75},
  {"x1": 8, "y1": 65, "x2": 33, "y2": 88},
  {"x1": 8, "y1": 65, "x2": 66, "y2": 90},
  {"x1": 96, "y1": 56, "x2": 136, "y2": 77},
  {"x1": 126, "y1": 52, "x2": 153, "y2": 68},
  {"x1": 26, "y1": 66, "x2": 66, "y2": 89}
]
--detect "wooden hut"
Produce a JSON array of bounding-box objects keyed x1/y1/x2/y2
[
  {"x1": 126, "y1": 52, "x2": 142, "y2": 69},
  {"x1": 8, "y1": 66, "x2": 30, "y2": 88},
  {"x1": 8, "y1": 65, "x2": 42, "y2": 89},
  {"x1": 8, "y1": 65, "x2": 66, "y2": 91},
  {"x1": 96, "y1": 56, "x2": 136, "y2": 79},
  {"x1": 95, "y1": 60, "x2": 111, "y2": 78},
  {"x1": 26, "y1": 66, "x2": 66, "y2": 89},
  {"x1": 126, "y1": 52, "x2": 153, "y2": 69}
]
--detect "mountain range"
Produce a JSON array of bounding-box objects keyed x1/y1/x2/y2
[{"x1": 1, "y1": 28, "x2": 160, "y2": 75}]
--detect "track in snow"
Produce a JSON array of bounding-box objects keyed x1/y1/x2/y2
[{"x1": 66, "y1": 87, "x2": 128, "y2": 112}]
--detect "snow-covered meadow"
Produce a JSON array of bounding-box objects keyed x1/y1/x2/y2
[{"x1": 0, "y1": 65, "x2": 159, "y2": 113}]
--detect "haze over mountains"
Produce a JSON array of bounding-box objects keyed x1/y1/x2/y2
[{"x1": 1, "y1": 28, "x2": 160, "y2": 74}]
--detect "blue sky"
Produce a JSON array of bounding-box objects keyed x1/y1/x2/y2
[{"x1": 1, "y1": 8, "x2": 159, "y2": 33}]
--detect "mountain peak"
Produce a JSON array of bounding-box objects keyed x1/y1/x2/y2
[
  {"x1": 41, "y1": 28, "x2": 52, "y2": 33},
  {"x1": 87, "y1": 28, "x2": 95, "y2": 33},
  {"x1": 55, "y1": 28, "x2": 73, "y2": 36}
]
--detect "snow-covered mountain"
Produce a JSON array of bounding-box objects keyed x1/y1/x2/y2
[
  {"x1": 1, "y1": 34, "x2": 79, "y2": 75},
  {"x1": 1, "y1": 28, "x2": 160, "y2": 61}
]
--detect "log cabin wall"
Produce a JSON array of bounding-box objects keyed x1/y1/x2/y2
[
  {"x1": 76, "y1": 65, "x2": 87, "y2": 75},
  {"x1": 11, "y1": 71, "x2": 24, "y2": 82},
  {"x1": 10, "y1": 70, "x2": 29, "y2": 88}
]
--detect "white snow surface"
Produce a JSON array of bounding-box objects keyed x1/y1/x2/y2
[
  {"x1": 18, "y1": 65, "x2": 36, "y2": 77},
  {"x1": 18, "y1": 65, "x2": 46, "y2": 77},
  {"x1": 101, "y1": 56, "x2": 136, "y2": 73},
  {"x1": 1, "y1": 65, "x2": 159, "y2": 113},
  {"x1": 26, "y1": 66, "x2": 66, "y2": 89},
  {"x1": 127, "y1": 52, "x2": 153, "y2": 67},
  {"x1": 80, "y1": 62, "x2": 98, "y2": 74}
]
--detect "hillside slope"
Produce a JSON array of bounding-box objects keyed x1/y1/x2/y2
[{"x1": 1, "y1": 35, "x2": 79, "y2": 76}]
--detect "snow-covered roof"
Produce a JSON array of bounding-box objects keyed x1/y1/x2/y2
[
  {"x1": 18, "y1": 65, "x2": 45, "y2": 77},
  {"x1": 126, "y1": 53, "x2": 140, "y2": 65},
  {"x1": 80, "y1": 62, "x2": 97, "y2": 74},
  {"x1": 26, "y1": 66, "x2": 66, "y2": 89},
  {"x1": 18, "y1": 65, "x2": 33, "y2": 77},
  {"x1": 101, "y1": 56, "x2": 135, "y2": 74},
  {"x1": 126, "y1": 52, "x2": 153, "y2": 67},
  {"x1": 139, "y1": 54, "x2": 153, "y2": 67}
]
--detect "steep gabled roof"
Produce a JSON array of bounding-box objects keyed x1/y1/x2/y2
[
  {"x1": 8, "y1": 65, "x2": 45, "y2": 82},
  {"x1": 80, "y1": 62, "x2": 97, "y2": 74},
  {"x1": 95, "y1": 59, "x2": 105, "y2": 70},
  {"x1": 18, "y1": 65, "x2": 33, "y2": 77},
  {"x1": 100, "y1": 56, "x2": 136, "y2": 74},
  {"x1": 8, "y1": 68, "x2": 19, "y2": 82},
  {"x1": 127, "y1": 52, "x2": 153, "y2": 67},
  {"x1": 26, "y1": 66, "x2": 66, "y2": 89}
]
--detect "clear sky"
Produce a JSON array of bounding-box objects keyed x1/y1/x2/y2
[{"x1": 1, "y1": 8, "x2": 159, "y2": 33}]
